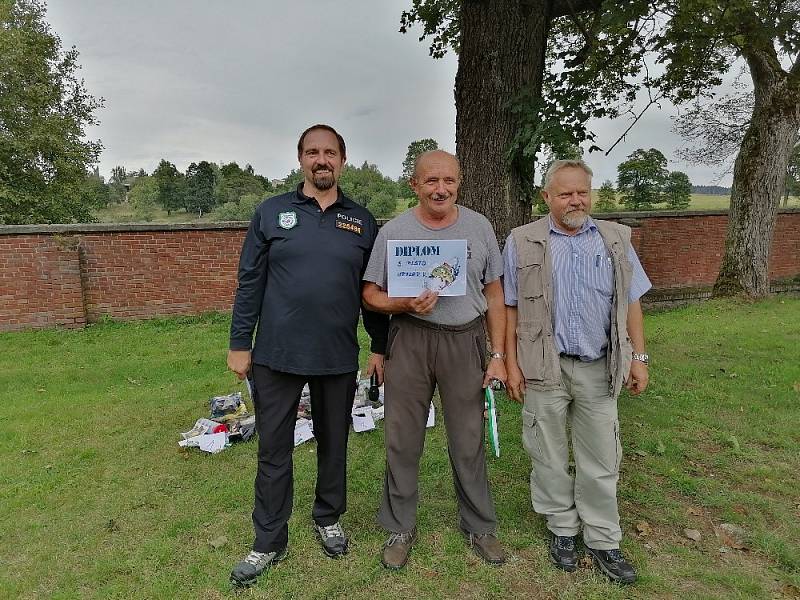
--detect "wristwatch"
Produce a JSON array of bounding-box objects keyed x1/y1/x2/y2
[
  {"x1": 489, "y1": 352, "x2": 506, "y2": 360},
  {"x1": 632, "y1": 352, "x2": 649, "y2": 365}
]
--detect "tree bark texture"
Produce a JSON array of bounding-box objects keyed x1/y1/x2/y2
[
  {"x1": 714, "y1": 54, "x2": 800, "y2": 298},
  {"x1": 455, "y1": 0, "x2": 549, "y2": 245}
]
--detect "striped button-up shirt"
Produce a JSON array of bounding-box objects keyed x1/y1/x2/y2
[{"x1": 503, "y1": 216, "x2": 651, "y2": 361}]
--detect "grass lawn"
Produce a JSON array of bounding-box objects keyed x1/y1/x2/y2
[
  {"x1": 92, "y1": 204, "x2": 220, "y2": 224},
  {"x1": 592, "y1": 193, "x2": 800, "y2": 212},
  {"x1": 1, "y1": 299, "x2": 798, "y2": 599}
]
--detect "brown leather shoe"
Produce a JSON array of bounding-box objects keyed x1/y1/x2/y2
[
  {"x1": 381, "y1": 529, "x2": 417, "y2": 570},
  {"x1": 464, "y1": 530, "x2": 506, "y2": 565}
]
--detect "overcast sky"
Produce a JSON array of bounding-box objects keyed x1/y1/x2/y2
[{"x1": 46, "y1": 1, "x2": 737, "y2": 186}]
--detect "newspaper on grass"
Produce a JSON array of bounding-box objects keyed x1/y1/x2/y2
[
  {"x1": 294, "y1": 418, "x2": 314, "y2": 446},
  {"x1": 485, "y1": 387, "x2": 500, "y2": 458}
]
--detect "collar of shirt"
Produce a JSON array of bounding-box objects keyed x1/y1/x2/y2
[
  {"x1": 548, "y1": 214, "x2": 597, "y2": 237},
  {"x1": 292, "y1": 183, "x2": 346, "y2": 209}
]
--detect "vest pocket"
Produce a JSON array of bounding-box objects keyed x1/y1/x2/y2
[
  {"x1": 518, "y1": 261, "x2": 544, "y2": 299},
  {"x1": 516, "y1": 322, "x2": 546, "y2": 381}
]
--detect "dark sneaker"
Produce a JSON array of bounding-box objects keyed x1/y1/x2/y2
[
  {"x1": 463, "y1": 529, "x2": 506, "y2": 565},
  {"x1": 586, "y1": 547, "x2": 637, "y2": 584},
  {"x1": 381, "y1": 529, "x2": 417, "y2": 570},
  {"x1": 230, "y1": 547, "x2": 287, "y2": 587},
  {"x1": 314, "y1": 521, "x2": 349, "y2": 557},
  {"x1": 549, "y1": 533, "x2": 578, "y2": 572}
]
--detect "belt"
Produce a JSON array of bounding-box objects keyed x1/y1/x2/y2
[
  {"x1": 394, "y1": 313, "x2": 483, "y2": 333},
  {"x1": 559, "y1": 353, "x2": 582, "y2": 361}
]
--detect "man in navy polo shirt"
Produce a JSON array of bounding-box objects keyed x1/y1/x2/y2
[{"x1": 227, "y1": 124, "x2": 388, "y2": 587}]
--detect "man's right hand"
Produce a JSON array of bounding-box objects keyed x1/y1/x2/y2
[
  {"x1": 505, "y1": 361, "x2": 525, "y2": 403},
  {"x1": 227, "y1": 349, "x2": 251, "y2": 380},
  {"x1": 405, "y1": 289, "x2": 439, "y2": 315}
]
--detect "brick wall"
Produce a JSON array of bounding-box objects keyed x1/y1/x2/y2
[{"x1": 0, "y1": 210, "x2": 798, "y2": 332}]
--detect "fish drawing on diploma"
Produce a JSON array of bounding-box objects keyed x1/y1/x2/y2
[{"x1": 425, "y1": 258, "x2": 461, "y2": 291}]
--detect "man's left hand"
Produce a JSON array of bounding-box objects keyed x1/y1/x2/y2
[
  {"x1": 626, "y1": 360, "x2": 649, "y2": 395},
  {"x1": 365, "y1": 352, "x2": 385, "y2": 385},
  {"x1": 483, "y1": 357, "x2": 507, "y2": 389}
]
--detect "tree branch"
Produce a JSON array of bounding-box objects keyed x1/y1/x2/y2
[
  {"x1": 550, "y1": 0, "x2": 602, "y2": 19},
  {"x1": 605, "y1": 93, "x2": 665, "y2": 156}
]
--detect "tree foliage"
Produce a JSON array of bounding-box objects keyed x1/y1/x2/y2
[
  {"x1": 617, "y1": 148, "x2": 668, "y2": 211},
  {"x1": 401, "y1": 138, "x2": 439, "y2": 187},
  {"x1": 79, "y1": 168, "x2": 109, "y2": 210},
  {"x1": 128, "y1": 176, "x2": 158, "y2": 222},
  {"x1": 595, "y1": 180, "x2": 617, "y2": 212},
  {"x1": 663, "y1": 171, "x2": 691, "y2": 210},
  {"x1": 673, "y1": 85, "x2": 753, "y2": 175},
  {"x1": 214, "y1": 162, "x2": 269, "y2": 206},
  {"x1": 214, "y1": 192, "x2": 264, "y2": 222},
  {"x1": 152, "y1": 160, "x2": 185, "y2": 215},
  {"x1": 185, "y1": 161, "x2": 216, "y2": 215},
  {"x1": 0, "y1": 0, "x2": 103, "y2": 224}
]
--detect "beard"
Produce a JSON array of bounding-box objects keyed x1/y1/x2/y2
[
  {"x1": 312, "y1": 167, "x2": 336, "y2": 190},
  {"x1": 561, "y1": 209, "x2": 588, "y2": 230}
]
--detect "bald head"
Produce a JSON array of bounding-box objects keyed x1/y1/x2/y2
[
  {"x1": 410, "y1": 149, "x2": 461, "y2": 221},
  {"x1": 412, "y1": 150, "x2": 461, "y2": 181}
]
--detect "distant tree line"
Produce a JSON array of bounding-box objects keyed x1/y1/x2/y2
[
  {"x1": 104, "y1": 158, "x2": 411, "y2": 223},
  {"x1": 692, "y1": 185, "x2": 732, "y2": 196}
]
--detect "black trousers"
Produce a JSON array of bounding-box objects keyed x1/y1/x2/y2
[{"x1": 250, "y1": 364, "x2": 357, "y2": 553}]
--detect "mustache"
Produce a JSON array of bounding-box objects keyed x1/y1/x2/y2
[{"x1": 312, "y1": 165, "x2": 333, "y2": 173}]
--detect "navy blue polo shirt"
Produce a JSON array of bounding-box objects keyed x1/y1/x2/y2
[{"x1": 230, "y1": 184, "x2": 388, "y2": 375}]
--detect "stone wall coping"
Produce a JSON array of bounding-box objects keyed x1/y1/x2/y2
[
  {"x1": 1, "y1": 207, "x2": 798, "y2": 235},
  {"x1": 0, "y1": 221, "x2": 251, "y2": 235}
]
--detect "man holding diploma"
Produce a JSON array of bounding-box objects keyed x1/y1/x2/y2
[{"x1": 362, "y1": 150, "x2": 507, "y2": 569}]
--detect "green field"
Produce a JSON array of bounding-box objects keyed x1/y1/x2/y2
[{"x1": 1, "y1": 299, "x2": 798, "y2": 599}]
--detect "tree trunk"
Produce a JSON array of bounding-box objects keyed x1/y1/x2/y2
[
  {"x1": 454, "y1": 0, "x2": 549, "y2": 245},
  {"x1": 713, "y1": 59, "x2": 800, "y2": 298}
]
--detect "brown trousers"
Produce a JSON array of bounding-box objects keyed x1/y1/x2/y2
[{"x1": 378, "y1": 314, "x2": 498, "y2": 534}]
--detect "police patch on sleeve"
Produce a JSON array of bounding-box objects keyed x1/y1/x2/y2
[{"x1": 278, "y1": 211, "x2": 298, "y2": 229}]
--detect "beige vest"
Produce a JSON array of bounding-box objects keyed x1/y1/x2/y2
[{"x1": 510, "y1": 217, "x2": 634, "y2": 399}]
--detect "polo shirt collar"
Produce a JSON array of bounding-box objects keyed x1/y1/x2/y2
[
  {"x1": 293, "y1": 183, "x2": 346, "y2": 208},
  {"x1": 548, "y1": 214, "x2": 597, "y2": 237}
]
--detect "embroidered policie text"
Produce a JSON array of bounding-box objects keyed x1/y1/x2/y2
[
  {"x1": 336, "y1": 220, "x2": 362, "y2": 235},
  {"x1": 335, "y1": 212, "x2": 363, "y2": 235}
]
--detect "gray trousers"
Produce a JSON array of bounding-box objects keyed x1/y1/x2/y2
[
  {"x1": 378, "y1": 315, "x2": 498, "y2": 535},
  {"x1": 522, "y1": 355, "x2": 622, "y2": 549}
]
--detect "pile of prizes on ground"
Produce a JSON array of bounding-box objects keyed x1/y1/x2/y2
[{"x1": 177, "y1": 373, "x2": 420, "y2": 454}]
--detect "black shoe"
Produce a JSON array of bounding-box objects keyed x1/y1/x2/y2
[
  {"x1": 314, "y1": 521, "x2": 349, "y2": 557},
  {"x1": 586, "y1": 547, "x2": 637, "y2": 584},
  {"x1": 549, "y1": 533, "x2": 578, "y2": 572},
  {"x1": 230, "y1": 547, "x2": 288, "y2": 587}
]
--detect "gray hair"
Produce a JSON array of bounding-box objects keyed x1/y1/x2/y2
[{"x1": 543, "y1": 159, "x2": 593, "y2": 189}]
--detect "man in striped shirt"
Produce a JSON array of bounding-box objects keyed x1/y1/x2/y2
[{"x1": 503, "y1": 159, "x2": 651, "y2": 584}]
